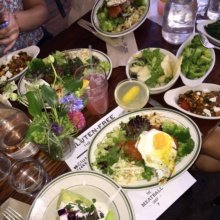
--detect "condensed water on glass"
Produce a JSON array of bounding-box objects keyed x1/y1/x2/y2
[
  {"x1": 207, "y1": 0, "x2": 220, "y2": 20},
  {"x1": 74, "y1": 65, "x2": 109, "y2": 116},
  {"x1": 162, "y1": 0, "x2": 197, "y2": 45},
  {"x1": 86, "y1": 73, "x2": 109, "y2": 115},
  {"x1": 197, "y1": 0, "x2": 209, "y2": 16}
]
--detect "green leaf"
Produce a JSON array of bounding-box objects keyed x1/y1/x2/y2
[
  {"x1": 63, "y1": 78, "x2": 82, "y2": 93},
  {"x1": 26, "y1": 91, "x2": 43, "y2": 117},
  {"x1": 40, "y1": 84, "x2": 58, "y2": 107}
]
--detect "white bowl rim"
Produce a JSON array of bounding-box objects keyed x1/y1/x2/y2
[
  {"x1": 176, "y1": 33, "x2": 215, "y2": 87},
  {"x1": 126, "y1": 47, "x2": 180, "y2": 94},
  {"x1": 164, "y1": 83, "x2": 220, "y2": 120},
  {"x1": 91, "y1": 0, "x2": 150, "y2": 38},
  {"x1": 197, "y1": 20, "x2": 220, "y2": 46}
]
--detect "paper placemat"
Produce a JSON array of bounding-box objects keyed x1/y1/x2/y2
[
  {"x1": 65, "y1": 106, "x2": 196, "y2": 219},
  {"x1": 106, "y1": 33, "x2": 138, "y2": 68},
  {"x1": 106, "y1": 0, "x2": 163, "y2": 68}
]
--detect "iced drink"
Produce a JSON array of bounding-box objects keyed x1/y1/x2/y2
[{"x1": 75, "y1": 65, "x2": 109, "y2": 115}]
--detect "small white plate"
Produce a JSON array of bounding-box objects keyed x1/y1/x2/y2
[
  {"x1": 91, "y1": 0, "x2": 150, "y2": 37},
  {"x1": 164, "y1": 83, "x2": 220, "y2": 120},
  {"x1": 197, "y1": 20, "x2": 220, "y2": 46},
  {"x1": 176, "y1": 33, "x2": 215, "y2": 87},
  {"x1": 126, "y1": 48, "x2": 180, "y2": 94},
  {"x1": 27, "y1": 171, "x2": 134, "y2": 220},
  {"x1": 0, "y1": 46, "x2": 40, "y2": 82}
]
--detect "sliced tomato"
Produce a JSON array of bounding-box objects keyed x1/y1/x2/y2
[
  {"x1": 179, "y1": 100, "x2": 191, "y2": 111},
  {"x1": 121, "y1": 140, "x2": 143, "y2": 161},
  {"x1": 108, "y1": 5, "x2": 122, "y2": 18}
]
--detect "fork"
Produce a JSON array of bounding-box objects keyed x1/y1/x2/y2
[
  {"x1": 2, "y1": 206, "x2": 24, "y2": 220},
  {"x1": 199, "y1": 33, "x2": 220, "y2": 50},
  {"x1": 77, "y1": 19, "x2": 127, "y2": 52}
]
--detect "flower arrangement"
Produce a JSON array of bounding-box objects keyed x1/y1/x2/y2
[{"x1": 2, "y1": 53, "x2": 87, "y2": 160}]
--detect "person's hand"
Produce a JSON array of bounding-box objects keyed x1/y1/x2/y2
[{"x1": 0, "y1": 11, "x2": 20, "y2": 54}]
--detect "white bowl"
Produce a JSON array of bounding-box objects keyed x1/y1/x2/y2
[
  {"x1": 164, "y1": 83, "x2": 220, "y2": 120},
  {"x1": 197, "y1": 20, "x2": 220, "y2": 46},
  {"x1": 176, "y1": 33, "x2": 215, "y2": 87},
  {"x1": 91, "y1": 0, "x2": 150, "y2": 38},
  {"x1": 126, "y1": 48, "x2": 181, "y2": 94},
  {"x1": 0, "y1": 46, "x2": 40, "y2": 83}
]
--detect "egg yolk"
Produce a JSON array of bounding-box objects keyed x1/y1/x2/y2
[{"x1": 153, "y1": 132, "x2": 172, "y2": 150}]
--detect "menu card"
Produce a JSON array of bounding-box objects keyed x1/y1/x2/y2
[{"x1": 65, "y1": 106, "x2": 196, "y2": 220}]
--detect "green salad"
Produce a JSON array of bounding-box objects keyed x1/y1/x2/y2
[
  {"x1": 92, "y1": 113, "x2": 195, "y2": 185},
  {"x1": 128, "y1": 48, "x2": 179, "y2": 88},
  {"x1": 97, "y1": 0, "x2": 147, "y2": 33}
]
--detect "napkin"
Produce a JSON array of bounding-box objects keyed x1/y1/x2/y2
[
  {"x1": 106, "y1": 32, "x2": 138, "y2": 68},
  {"x1": 0, "y1": 198, "x2": 30, "y2": 220}
]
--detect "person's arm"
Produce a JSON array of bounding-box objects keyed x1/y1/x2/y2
[
  {"x1": 15, "y1": 0, "x2": 48, "y2": 32},
  {"x1": 0, "y1": 0, "x2": 48, "y2": 53}
]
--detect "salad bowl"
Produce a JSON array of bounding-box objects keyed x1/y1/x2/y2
[
  {"x1": 176, "y1": 33, "x2": 215, "y2": 87},
  {"x1": 126, "y1": 48, "x2": 181, "y2": 94},
  {"x1": 0, "y1": 46, "x2": 40, "y2": 84},
  {"x1": 27, "y1": 171, "x2": 134, "y2": 220},
  {"x1": 91, "y1": 0, "x2": 150, "y2": 37},
  {"x1": 18, "y1": 48, "x2": 112, "y2": 106}
]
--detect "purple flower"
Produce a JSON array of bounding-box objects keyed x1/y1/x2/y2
[
  {"x1": 60, "y1": 94, "x2": 84, "y2": 112},
  {"x1": 51, "y1": 123, "x2": 63, "y2": 135}
]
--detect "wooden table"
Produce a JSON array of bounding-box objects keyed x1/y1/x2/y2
[{"x1": 1, "y1": 12, "x2": 220, "y2": 219}]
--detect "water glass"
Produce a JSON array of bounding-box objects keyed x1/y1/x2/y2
[
  {"x1": 8, "y1": 158, "x2": 50, "y2": 197},
  {"x1": 162, "y1": 0, "x2": 197, "y2": 45},
  {"x1": 0, "y1": 103, "x2": 39, "y2": 159},
  {"x1": 207, "y1": 0, "x2": 220, "y2": 20},
  {"x1": 74, "y1": 64, "x2": 109, "y2": 115},
  {"x1": 0, "y1": 152, "x2": 11, "y2": 181},
  {"x1": 197, "y1": 0, "x2": 209, "y2": 16}
]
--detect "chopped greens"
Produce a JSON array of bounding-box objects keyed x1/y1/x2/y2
[
  {"x1": 205, "y1": 20, "x2": 220, "y2": 41},
  {"x1": 129, "y1": 48, "x2": 175, "y2": 88},
  {"x1": 97, "y1": 0, "x2": 147, "y2": 33},
  {"x1": 161, "y1": 121, "x2": 195, "y2": 161},
  {"x1": 180, "y1": 35, "x2": 213, "y2": 79}
]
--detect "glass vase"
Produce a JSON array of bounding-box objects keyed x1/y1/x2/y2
[{"x1": 42, "y1": 136, "x2": 75, "y2": 161}]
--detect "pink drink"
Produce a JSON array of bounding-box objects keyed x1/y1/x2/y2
[{"x1": 86, "y1": 73, "x2": 108, "y2": 115}]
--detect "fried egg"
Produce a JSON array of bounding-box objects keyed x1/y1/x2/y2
[{"x1": 135, "y1": 129, "x2": 177, "y2": 184}]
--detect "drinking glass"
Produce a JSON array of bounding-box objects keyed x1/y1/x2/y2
[
  {"x1": 8, "y1": 158, "x2": 50, "y2": 197},
  {"x1": 207, "y1": 0, "x2": 220, "y2": 20},
  {"x1": 162, "y1": 0, "x2": 197, "y2": 45},
  {"x1": 0, "y1": 103, "x2": 39, "y2": 159},
  {"x1": 114, "y1": 78, "x2": 149, "y2": 112},
  {"x1": 0, "y1": 152, "x2": 11, "y2": 181},
  {"x1": 74, "y1": 64, "x2": 109, "y2": 116}
]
